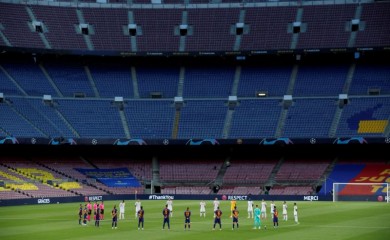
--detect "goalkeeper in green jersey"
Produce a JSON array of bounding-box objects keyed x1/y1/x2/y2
[{"x1": 253, "y1": 205, "x2": 265, "y2": 229}]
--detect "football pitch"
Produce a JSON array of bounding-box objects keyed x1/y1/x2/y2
[{"x1": 0, "y1": 200, "x2": 389, "y2": 240}]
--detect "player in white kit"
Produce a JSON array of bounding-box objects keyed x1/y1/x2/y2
[
  {"x1": 293, "y1": 202, "x2": 299, "y2": 224},
  {"x1": 282, "y1": 201, "x2": 288, "y2": 221},
  {"x1": 166, "y1": 198, "x2": 173, "y2": 217},
  {"x1": 200, "y1": 200, "x2": 206, "y2": 217},
  {"x1": 135, "y1": 199, "x2": 141, "y2": 218},
  {"x1": 261, "y1": 199, "x2": 267, "y2": 219},
  {"x1": 213, "y1": 197, "x2": 220, "y2": 218},
  {"x1": 119, "y1": 200, "x2": 125, "y2": 220},
  {"x1": 270, "y1": 201, "x2": 275, "y2": 219},
  {"x1": 247, "y1": 198, "x2": 254, "y2": 218}
]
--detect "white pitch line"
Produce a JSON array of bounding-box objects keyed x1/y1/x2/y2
[{"x1": 304, "y1": 224, "x2": 390, "y2": 229}]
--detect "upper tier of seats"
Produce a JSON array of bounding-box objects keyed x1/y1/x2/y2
[{"x1": 0, "y1": 2, "x2": 389, "y2": 52}]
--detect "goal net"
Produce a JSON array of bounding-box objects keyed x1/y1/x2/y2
[{"x1": 333, "y1": 182, "x2": 389, "y2": 202}]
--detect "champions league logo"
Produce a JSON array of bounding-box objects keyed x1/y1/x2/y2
[
  {"x1": 260, "y1": 138, "x2": 293, "y2": 146},
  {"x1": 0, "y1": 136, "x2": 19, "y2": 144},
  {"x1": 186, "y1": 139, "x2": 219, "y2": 146},
  {"x1": 113, "y1": 138, "x2": 147, "y2": 145},
  {"x1": 49, "y1": 137, "x2": 77, "y2": 145}
]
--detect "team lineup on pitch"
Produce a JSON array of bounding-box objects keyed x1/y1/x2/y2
[{"x1": 79, "y1": 198, "x2": 299, "y2": 231}]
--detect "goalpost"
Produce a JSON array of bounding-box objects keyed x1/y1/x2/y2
[{"x1": 333, "y1": 182, "x2": 389, "y2": 203}]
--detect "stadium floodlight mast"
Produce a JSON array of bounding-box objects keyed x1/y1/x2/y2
[{"x1": 333, "y1": 182, "x2": 389, "y2": 203}]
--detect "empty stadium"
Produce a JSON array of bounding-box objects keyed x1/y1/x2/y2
[{"x1": 0, "y1": 0, "x2": 389, "y2": 212}]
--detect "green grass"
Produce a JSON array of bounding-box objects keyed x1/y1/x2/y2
[{"x1": 0, "y1": 200, "x2": 389, "y2": 240}]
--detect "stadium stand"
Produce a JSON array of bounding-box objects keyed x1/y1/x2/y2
[
  {"x1": 42, "y1": 62, "x2": 94, "y2": 98},
  {"x1": 136, "y1": 66, "x2": 179, "y2": 99},
  {"x1": 183, "y1": 66, "x2": 235, "y2": 98},
  {"x1": 56, "y1": 99, "x2": 126, "y2": 138},
  {"x1": 319, "y1": 159, "x2": 389, "y2": 196},
  {"x1": 0, "y1": 2, "x2": 389, "y2": 52},
  {"x1": 0, "y1": 54, "x2": 389, "y2": 139},
  {"x1": 217, "y1": 186, "x2": 263, "y2": 195},
  {"x1": 82, "y1": 8, "x2": 132, "y2": 51},
  {"x1": 237, "y1": 64, "x2": 291, "y2": 97},
  {"x1": 336, "y1": 97, "x2": 390, "y2": 137},
  {"x1": 34, "y1": 156, "x2": 144, "y2": 195},
  {"x1": 269, "y1": 185, "x2": 313, "y2": 195},
  {"x1": 29, "y1": 5, "x2": 88, "y2": 50},
  {"x1": 0, "y1": 0, "x2": 389, "y2": 201},
  {"x1": 186, "y1": 8, "x2": 239, "y2": 52},
  {"x1": 355, "y1": 2, "x2": 390, "y2": 48},
  {"x1": 229, "y1": 99, "x2": 284, "y2": 138},
  {"x1": 274, "y1": 158, "x2": 330, "y2": 183},
  {"x1": 124, "y1": 100, "x2": 176, "y2": 138},
  {"x1": 177, "y1": 100, "x2": 227, "y2": 139},
  {"x1": 159, "y1": 158, "x2": 223, "y2": 183},
  {"x1": 349, "y1": 62, "x2": 390, "y2": 95},
  {"x1": 1, "y1": 59, "x2": 58, "y2": 96},
  {"x1": 296, "y1": 4, "x2": 356, "y2": 49},
  {"x1": 134, "y1": 9, "x2": 182, "y2": 52},
  {"x1": 282, "y1": 99, "x2": 337, "y2": 138},
  {"x1": 161, "y1": 186, "x2": 212, "y2": 195},
  {"x1": 293, "y1": 63, "x2": 348, "y2": 97},
  {"x1": 222, "y1": 158, "x2": 277, "y2": 184},
  {"x1": 0, "y1": 3, "x2": 46, "y2": 49},
  {"x1": 241, "y1": 6, "x2": 296, "y2": 51},
  {"x1": 0, "y1": 159, "x2": 80, "y2": 198}
]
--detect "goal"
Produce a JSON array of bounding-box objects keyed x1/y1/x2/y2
[{"x1": 333, "y1": 182, "x2": 389, "y2": 202}]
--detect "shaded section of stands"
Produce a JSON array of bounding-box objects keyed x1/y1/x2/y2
[
  {"x1": 159, "y1": 158, "x2": 222, "y2": 183},
  {"x1": 0, "y1": 3, "x2": 388, "y2": 52},
  {"x1": 222, "y1": 159, "x2": 277, "y2": 184},
  {"x1": 297, "y1": 4, "x2": 355, "y2": 49}
]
